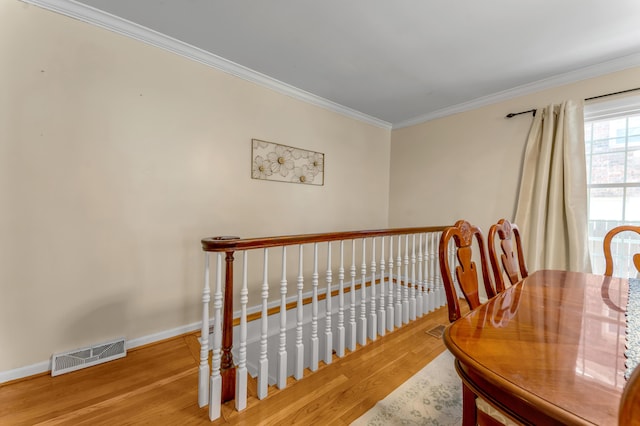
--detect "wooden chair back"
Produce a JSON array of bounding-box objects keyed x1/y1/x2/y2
[
  {"x1": 603, "y1": 225, "x2": 640, "y2": 277},
  {"x1": 439, "y1": 220, "x2": 496, "y2": 323},
  {"x1": 488, "y1": 219, "x2": 528, "y2": 292}
]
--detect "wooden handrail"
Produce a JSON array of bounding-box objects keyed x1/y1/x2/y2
[{"x1": 201, "y1": 226, "x2": 449, "y2": 251}]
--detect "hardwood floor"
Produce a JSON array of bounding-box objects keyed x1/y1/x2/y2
[{"x1": 0, "y1": 306, "x2": 451, "y2": 425}]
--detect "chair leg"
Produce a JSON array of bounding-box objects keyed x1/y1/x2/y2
[{"x1": 462, "y1": 383, "x2": 478, "y2": 426}]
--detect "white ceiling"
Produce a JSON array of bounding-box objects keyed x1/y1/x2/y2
[{"x1": 33, "y1": 0, "x2": 640, "y2": 128}]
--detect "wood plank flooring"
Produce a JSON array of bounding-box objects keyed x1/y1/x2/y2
[{"x1": 0, "y1": 306, "x2": 451, "y2": 425}]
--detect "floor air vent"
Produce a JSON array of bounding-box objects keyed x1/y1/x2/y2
[{"x1": 51, "y1": 337, "x2": 126, "y2": 376}]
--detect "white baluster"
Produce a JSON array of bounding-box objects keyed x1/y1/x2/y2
[
  {"x1": 294, "y1": 245, "x2": 304, "y2": 380},
  {"x1": 348, "y1": 240, "x2": 357, "y2": 351},
  {"x1": 428, "y1": 232, "x2": 437, "y2": 312},
  {"x1": 378, "y1": 236, "x2": 386, "y2": 336},
  {"x1": 310, "y1": 243, "x2": 319, "y2": 371},
  {"x1": 417, "y1": 233, "x2": 424, "y2": 318},
  {"x1": 403, "y1": 235, "x2": 410, "y2": 324},
  {"x1": 368, "y1": 237, "x2": 377, "y2": 340},
  {"x1": 423, "y1": 233, "x2": 431, "y2": 313},
  {"x1": 277, "y1": 246, "x2": 288, "y2": 389},
  {"x1": 198, "y1": 253, "x2": 210, "y2": 408},
  {"x1": 324, "y1": 243, "x2": 333, "y2": 364},
  {"x1": 209, "y1": 253, "x2": 223, "y2": 420},
  {"x1": 387, "y1": 236, "x2": 395, "y2": 331},
  {"x1": 421, "y1": 234, "x2": 428, "y2": 313},
  {"x1": 337, "y1": 240, "x2": 346, "y2": 357},
  {"x1": 434, "y1": 232, "x2": 442, "y2": 309},
  {"x1": 409, "y1": 234, "x2": 417, "y2": 321},
  {"x1": 235, "y1": 251, "x2": 248, "y2": 411},
  {"x1": 257, "y1": 249, "x2": 269, "y2": 399},
  {"x1": 358, "y1": 238, "x2": 367, "y2": 345},
  {"x1": 395, "y1": 236, "x2": 402, "y2": 327}
]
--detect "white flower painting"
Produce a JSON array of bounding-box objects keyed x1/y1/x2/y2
[{"x1": 251, "y1": 139, "x2": 324, "y2": 186}]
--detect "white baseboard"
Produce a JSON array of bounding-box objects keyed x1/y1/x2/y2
[
  {"x1": 125, "y1": 321, "x2": 202, "y2": 350},
  {"x1": 0, "y1": 360, "x2": 51, "y2": 384}
]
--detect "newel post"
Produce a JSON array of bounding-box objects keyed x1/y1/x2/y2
[
  {"x1": 221, "y1": 249, "x2": 237, "y2": 403},
  {"x1": 203, "y1": 235, "x2": 240, "y2": 407}
]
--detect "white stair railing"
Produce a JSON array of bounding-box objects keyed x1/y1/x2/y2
[
  {"x1": 324, "y1": 243, "x2": 333, "y2": 364},
  {"x1": 209, "y1": 253, "x2": 223, "y2": 420},
  {"x1": 277, "y1": 247, "x2": 287, "y2": 389},
  {"x1": 395, "y1": 236, "x2": 403, "y2": 328},
  {"x1": 311, "y1": 243, "x2": 319, "y2": 371},
  {"x1": 387, "y1": 237, "x2": 395, "y2": 331},
  {"x1": 235, "y1": 252, "x2": 248, "y2": 410},
  {"x1": 428, "y1": 232, "x2": 438, "y2": 312},
  {"x1": 257, "y1": 249, "x2": 269, "y2": 399},
  {"x1": 417, "y1": 233, "x2": 424, "y2": 317},
  {"x1": 294, "y1": 245, "x2": 304, "y2": 380},
  {"x1": 336, "y1": 241, "x2": 346, "y2": 357},
  {"x1": 197, "y1": 253, "x2": 210, "y2": 408},
  {"x1": 368, "y1": 238, "x2": 377, "y2": 341},
  {"x1": 199, "y1": 226, "x2": 449, "y2": 421},
  {"x1": 410, "y1": 234, "x2": 417, "y2": 321},
  {"x1": 377, "y1": 237, "x2": 386, "y2": 336},
  {"x1": 403, "y1": 235, "x2": 410, "y2": 324},
  {"x1": 358, "y1": 238, "x2": 367, "y2": 345},
  {"x1": 348, "y1": 240, "x2": 357, "y2": 351}
]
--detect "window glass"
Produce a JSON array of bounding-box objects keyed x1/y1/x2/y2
[
  {"x1": 589, "y1": 187, "x2": 623, "y2": 221},
  {"x1": 627, "y1": 150, "x2": 640, "y2": 183},
  {"x1": 590, "y1": 152, "x2": 625, "y2": 184},
  {"x1": 584, "y1": 96, "x2": 640, "y2": 276},
  {"x1": 626, "y1": 187, "x2": 640, "y2": 221},
  {"x1": 629, "y1": 115, "x2": 640, "y2": 135}
]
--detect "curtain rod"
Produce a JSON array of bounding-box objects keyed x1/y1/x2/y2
[{"x1": 505, "y1": 87, "x2": 640, "y2": 119}]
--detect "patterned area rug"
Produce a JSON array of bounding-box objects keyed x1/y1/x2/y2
[{"x1": 351, "y1": 350, "x2": 462, "y2": 425}]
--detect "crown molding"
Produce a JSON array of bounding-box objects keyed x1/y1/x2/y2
[
  {"x1": 393, "y1": 52, "x2": 640, "y2": 129},
  {"x1": 21, "y1": 0, "x2": 392, "y2": 130}
]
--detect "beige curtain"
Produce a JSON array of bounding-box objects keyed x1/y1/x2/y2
[{"x1": 514, "y1": 100, "x2": 591, "y2": 273}]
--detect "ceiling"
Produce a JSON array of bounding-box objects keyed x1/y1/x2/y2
[{"x1": 38, "y1": 0, "x2": 640, "y2": 128}]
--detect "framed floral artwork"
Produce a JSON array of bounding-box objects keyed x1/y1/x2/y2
[{"x1": 251, "y1": 139, "x2": 324, "y2": 186}]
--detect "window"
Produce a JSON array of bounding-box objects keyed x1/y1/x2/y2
[{"x1": 584, "y1": 95, "x2": 640, "y2": 277}]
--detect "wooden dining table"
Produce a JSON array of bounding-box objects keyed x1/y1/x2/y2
[{"x1": 443, "y1": 269, "x2": 629, "y2": 425}]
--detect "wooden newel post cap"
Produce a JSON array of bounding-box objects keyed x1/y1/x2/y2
[{"x1": 201, "y1": 236, "x2": 241, "y2": 251}]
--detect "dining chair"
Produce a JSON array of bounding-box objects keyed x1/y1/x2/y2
[
  {"x1": 603, "y1": 225, "x2": 640, "y2": 277},
  {"x1": 488, "y1": 219, "x2": 528, "y2": 293},
  {"x1": 620, "y1": 365, "x2": 640, "y2": 425},
  {"x1": 439, "y1": 220, "x2": 515, "y2": 426},
  {"x1": 439, "y1": 219, "x2": 496, "y2": 323}
]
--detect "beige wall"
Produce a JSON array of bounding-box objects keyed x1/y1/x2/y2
[
  {"x1": 389, "y1": 66, "x2": 640, "y2": 237},
  {"x1": 3, "y1": 0, "x2": 638, "y2": 376},
  {"x1": 0, "y1": 1, "x2": 390, "y2": 372}
]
